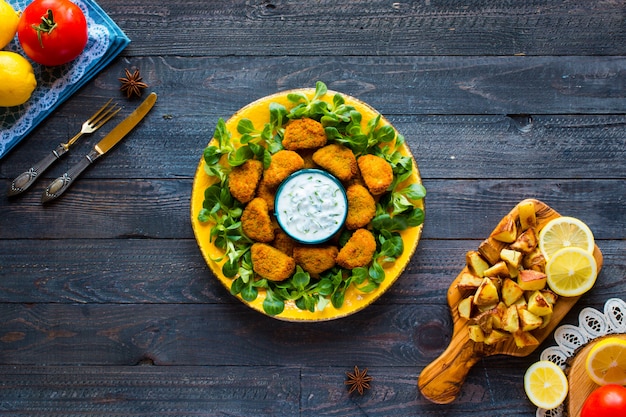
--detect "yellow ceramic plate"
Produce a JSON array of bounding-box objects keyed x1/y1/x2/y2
[{"x1": 190, "y1": 87, "x2": 424, "y2": 321}]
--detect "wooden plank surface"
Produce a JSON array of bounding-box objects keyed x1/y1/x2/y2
[
  {"x1": 0, "y1": 365, "x2": 302, "y2": 415},
  {"x1": 2, "y1": 179, "x2": 624, "y2": 239},
  {"x1": 0, "y1": 239, "x2": 623, "y2": 305},
  {"x1": 0, "y1": 57, "x2": 624, "y2": 125},
  {"x1": 0, "y1": 364, "x2": 533, "y2": 416},
  {"x1": 101, "y1": 0, "x2": 626, "y2": 56},
  {"x1": 3, "y1": 112, "x2": 626, "y2": 179},
  {"x1": 0, "y1": 0, "x2": 624, "y2": 415}
]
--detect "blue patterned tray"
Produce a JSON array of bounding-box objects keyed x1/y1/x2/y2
[{"x1": 0, "y1": 0, "x2": 130, "y2": 159}]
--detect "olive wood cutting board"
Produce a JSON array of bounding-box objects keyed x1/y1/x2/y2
[
  {"x1": 418, "y1": 198, "x2": 604, "y2": 404},
  {"x1": 567, "y1": 333, "x2": 626, "y2": 417}
]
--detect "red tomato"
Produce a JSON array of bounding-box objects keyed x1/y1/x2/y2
[
  {"x1": 581, "y1": 384, "x2": 626, "y2": 417},
  {"x1": 17, "y1": 0, "x2": 88, "y2": 66}
]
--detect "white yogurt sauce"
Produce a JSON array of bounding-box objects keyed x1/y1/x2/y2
[{"x1": 275, "y1": 169, "x2": 347, "y2": 243}]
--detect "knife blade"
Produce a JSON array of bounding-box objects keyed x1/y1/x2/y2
[{"x1": 42, "y1": 92, "x2": 157, "y2": 203}]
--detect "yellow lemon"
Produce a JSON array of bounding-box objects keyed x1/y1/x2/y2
[
  {"x1": 0, "y1": 0, "x2": 19, "y2": 49},
  {"x1": 0, "y1": 51, "x2": 37, "y2": 107},
  {"x1": 524, "y1": 360, "x2": 569, "y2": 410},
  {"x1": 546, "y1": 246, "x2": 598, "y2": 297},
  {"x1": 585, "y1": 337, "x2": 626, "y2": 386},
  {"x1": 538, "y1": 216, "x2": 595, "y2": 261}
]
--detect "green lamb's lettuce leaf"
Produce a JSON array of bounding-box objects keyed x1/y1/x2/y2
[{"x1": 262, "y1": 288, "x2": 285, "y2": 316}]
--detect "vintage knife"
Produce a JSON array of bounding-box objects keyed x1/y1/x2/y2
[{"x1": 42, "y1": 92, "x2": 157, "y2": 203}]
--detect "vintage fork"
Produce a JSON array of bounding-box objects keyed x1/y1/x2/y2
[{"x1": 8, "y1": 99, "x2": 121, "y2": 196}]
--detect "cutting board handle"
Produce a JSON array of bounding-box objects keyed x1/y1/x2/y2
[{"x1": 418, "y1": 332, "x2": 483, "y2": 404}]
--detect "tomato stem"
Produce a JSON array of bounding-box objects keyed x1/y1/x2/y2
[{"x1": 31, "y1": 9, "x2": 57, "y2": 48}]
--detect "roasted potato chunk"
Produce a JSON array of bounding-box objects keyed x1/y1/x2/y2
[
  {"x1": 510, "y1": 228, "x2": 538, "y2": 253},
  {"x1": 518, "y1": 200, "x2": 536, "y2": 231},
  {"x1": 466, "y1": 251, "x2": 490, "y2": 277},
  {"x1": 490, "y1": 214, "x2": 517, "y2": 243},
  {"x1": 459, "y1": 201, "x2": 559, "y2": 348}
]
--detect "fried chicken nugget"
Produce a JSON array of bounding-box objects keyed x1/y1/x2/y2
[
  {"x1": 293, "y1": 245, "x2": 338, "y2": 276},
  {"x1": 345, "y1": 183, "x2": 376, "y2": 230},
  {"x1": 272, "y1": 228, "x2": 295, "y2": 257},
  {"x1": 357, "y1": 154, "x2": 393, "y2": 195},
  {"x1": 282, "y1": 118, "x2": 327, "y2": 151},
  {"x1": 312, "y1": 144, "x2": 358, "y2": 182},
  {"x1": 256, "y1": 176, "x2": 277, "y2": 212},
  {"x1": 251, "y1": 243, "x2": 295, "y2": 282},
  {"x1": 299, "y1": 150, "x2": 317, "y2": 169},
  {"x1": 264, "y1": 150, "x2": 304, "y2": 188},
  {"x1": 228, "y1": 159, "x2": 264, "y2": 203},
  {"x1": 336, "y1": 229, "x2": 377, "y2": 269},
  {"x1": 241, "y1": 198, "x2": 275, "y2": 242}
]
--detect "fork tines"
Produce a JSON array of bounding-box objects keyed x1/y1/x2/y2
[{"x1": 89, "y1": 99, "x2": 122, "y2": 129}]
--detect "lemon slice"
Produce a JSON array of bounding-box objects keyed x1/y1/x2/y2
[
  {"x1": 538, "y1": 216, "x2": 594, "y2": 261},
  {"x1": 585, "y1": 337, "x2": 626, "y2": 386},
  {"x1": 546, "y1": 247, "x2": 598, "y2": 297},
  {"x1": 524, "y1": 360, "x2": 569, "y2": 410}
]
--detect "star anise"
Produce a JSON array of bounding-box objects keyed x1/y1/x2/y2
[
  {"x1": 345, "y1": 365, "x2": 373, "y2": 395},
  {"x1": 118, "y1": 68, "x2": 148, "y2": 99}
]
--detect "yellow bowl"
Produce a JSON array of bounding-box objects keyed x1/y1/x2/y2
[{"x1": 190, "y1": 88, "x2": 424, "y2": 321}]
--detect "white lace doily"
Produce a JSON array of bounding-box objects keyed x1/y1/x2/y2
[{"x1": 536, "y1": 298, "x2": 626, "y2": 417}]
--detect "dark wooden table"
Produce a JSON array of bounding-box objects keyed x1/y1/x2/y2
[{"x1": 1, "y1": 1, "x2": 625, "y2": 415}]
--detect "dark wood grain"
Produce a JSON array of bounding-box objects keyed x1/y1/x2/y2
[
  {"x1": 3, "y1": 112, "x2": 625, "y2": 180},
  {"x1": 0, "y1": 239, "x2": 623, "y2": 306},
  {"x1": 0, "y1": 364, "x2": 535, "y2": 417},
  {"x1": 1, "y1": 179, "x2": 624, "y2": 239},
  {"x1": 99, "y1": 0, "x2": 626, "y2": 57},
  {"x1": 0, "y1": 365, "x2": 302, "y2": 416},
  {"x1": 0, "y1": 56, "x2": 623, "y2": 123},
  {"x1": 0, "y1": 0, "x2": 624, "y2": 415},
  {"x1": 0, "y1": 303, "x2": 444, "y2": 366}
]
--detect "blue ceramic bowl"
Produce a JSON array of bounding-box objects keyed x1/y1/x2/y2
[{"x1": 274, "y1": 169, "x2": 348, "y2": 244}]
